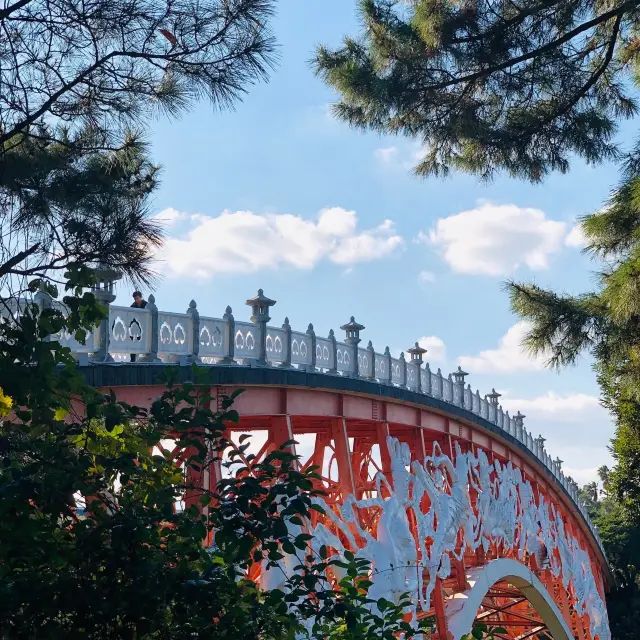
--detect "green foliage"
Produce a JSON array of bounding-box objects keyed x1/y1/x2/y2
[
  {"x1": 578, "y1": 476, "x2": 640, "y2": 639},
  {"x1": 506, "y1": 156, "x2": 640, "y2": 634},
  {"x1": 0, "y1": 272, "x2": 434, "y2": 638},
  {"x1": 0, "y1": 0, "x2": 277, "y2": 288},
  {"x1": 314, "y1": 0, "x2": 639, "y2": 182}
]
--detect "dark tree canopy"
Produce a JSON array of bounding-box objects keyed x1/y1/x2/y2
[
  {"x1": 0, "y1": 0, "x2": 277, "y2": 149},
  {"x1": 315, "y1": 0, "x2": 640, "y2": 182},
  {"x1": 0, "y1": 0, "x2": 277, "y2": 288}
]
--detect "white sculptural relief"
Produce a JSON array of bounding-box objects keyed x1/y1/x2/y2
[{"x1": 304, "y1": 436, "x2": 610, "y2": 640}]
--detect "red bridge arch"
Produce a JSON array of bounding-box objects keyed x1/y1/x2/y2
[{"x1": 82, "y1": 364, "x2": 612, "y2": 640}]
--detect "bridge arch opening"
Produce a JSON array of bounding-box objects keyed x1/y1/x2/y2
[{"x1": 446, "y1": 558, "x2": 573, "y2": 640}]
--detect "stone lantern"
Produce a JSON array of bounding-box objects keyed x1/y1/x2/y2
[
  {"x1": 486, "y1": 388, "x2": 502, "y2": 406},
  {"x1": 451, "y1": 366, "x2": 469, "y2": 407},
  {"x1": 407, "y1": 342, "x2": 427, "y2": 391},
  {"x1": 91, "y1": 264, "x2": 122, "y2": 361},
  {"x1": 245, "y1": 289, "x2": 276, "y2": 366},
  {"x1": 340, "y1": 316, "x2": 365, "y2": 377}
]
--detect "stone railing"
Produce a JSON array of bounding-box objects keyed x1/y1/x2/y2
[{"x1": 1, "y1": 288, "x2": 605, "y2": 558}]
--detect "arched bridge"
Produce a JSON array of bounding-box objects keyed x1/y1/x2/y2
[{"x1": 10, "y1": 284, "x2": 612, "y2": 640}]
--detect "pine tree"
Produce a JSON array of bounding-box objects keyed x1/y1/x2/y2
[
  {"x1": 505, "y1": 149, "x2": 640, "y2": 523},
  {"x1": 0, "y1": 0, "x2": 277, "y2": 288},
  {"x1": 314, "y1": 0, "x2": 639, "y2": 182}
]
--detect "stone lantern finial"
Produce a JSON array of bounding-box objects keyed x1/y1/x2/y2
[
  {"x1": 245, "y1": 288, "x2": 276, "y2": 324},
  {"x1": 486, "y1": 388, "x2": 502, "y2": 406},
  {"x1": 407, "y1": 341, "x2": 427, "y2": 364},
  {"x1": 340, "y1": 316, "x2": 365, "y2": 345},
  {"x1": 451, "y1": 365, "x2": 469, "y2": 385}
]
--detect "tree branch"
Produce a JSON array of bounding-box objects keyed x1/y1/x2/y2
[
  {"x1": 417, "y1": 2, "x2": 632, "y2": 94},
  {"x1": 0, "y1": 0, "x2": 33, "y2": 21},
  {"x1": 0, "y1": 242, "x2": 41, "y2": 278}
]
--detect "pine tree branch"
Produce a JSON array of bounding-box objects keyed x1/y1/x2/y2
[
  {"x1": 415, "y1": 2, "x2": 632, "y2": 94},
  {"x1": 0, "y1": 0, "x2": 33, "y2": 21},
  {"x1": 0, "y1": 242, "x2": 41, "y2": 278}
]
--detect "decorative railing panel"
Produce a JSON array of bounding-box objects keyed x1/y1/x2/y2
[
  {"x1": 334, "y1": 342, "x2": 350, "y2": 374},
  {"x1": 158, "y1": 312, "x2": 192, "y2": 356},
  {"x1": 266, "y1": 326, "x2": 287, "y2": 364},
  {"x1": 234, "y1": 321, "x2": 258, "y2": 360},
  {"x1": 390, "y1": 357, "x2": 403, "y2": 385},
  {"x1": 290, "y1": 331, "x2": 312, "y2": 368},
  {"x1": 315, "y1": 337, "x2": 333, "y2": 370},
  {"x1": 199, "y1": 317, "x2": 226, "y2": 358},
  {"x1": 109, "y1": 306, "x2": 151, "y2": 354},
  {"x1": 357, "y1": 348, "x2": 373, "y2": 378}
]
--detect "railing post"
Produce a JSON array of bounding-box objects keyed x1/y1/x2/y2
[
  {"x1": 451, "y1": 366, "x2": 468, "y2": 407},
  {"x1": 281, "y1": 317, "x2": 292, "y2": 368},
  {"x1": 487, "y1": 389, "x2": 501, "y2": 424},
  {"x1": 142, "y1": 294, "x2": 160, "y2": 363},
  {"x1": 366, "y1": 340, "x2": 375, "y2": 380},
  {"x1": 246, "y1": 289, "x2": 276, "y2": 367},
  {"x1": 221, "y1": 305, "x2": 235, "y2": 364},
  {"x1": 307, "y1": 323, "x2": 317, "y2": 372},
  {"x1": 399, "y1": 352, "x2": 407, "y2": 388},
  {"x1": 90, "y1": 273, "x2": 119, "y2": 363},
  {"x1": 424, "y1": 362, "x2": 432, "y2": 394},
  {"x1": 514, "y1": 411, "x2": 525, "y2": 442},
  {"x1": 341, "y1": 316, "x2": 364, "y2": 378},
  {"x1": 186, "y1": 299, "x2": 200, "y2": 364},
  {"x1": 327, "y1": 329, "x2": 337, "y2": 374},
  {"x1": 408, "y1": 342, "x2": 427, "y2": 392},
  {"x1": 383, "y1": 346, "x2": 392, "y2": 384}
]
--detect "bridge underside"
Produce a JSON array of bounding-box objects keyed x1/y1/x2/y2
[{"x1": 95, "y1": 377, "x2": 611, "y2": 640}]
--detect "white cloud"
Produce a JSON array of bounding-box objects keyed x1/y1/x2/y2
[
  {"x1": 418, "y1": 270, "x2": 436, "y2": 283},
  {"x1": 423, "y1": 202, "x2": 566, "y2": 276},
  {"x1": 418, "y1": 336, "x2": 446, "y2": 362},
  {"x1": 157, "y1": 207, "x2": 404, "y2": 279},
  {"x1": 153, "y1": 207, "x2": 186, "y2": 226},
  {"x1": 458, "y1": 321, "x2": 547, "y2": 373},
  {"x1": 565, "y1": 223, "x2": 588, "y2": 248},
  {"x1": 562, "y1": 467, "x2": 600, "y2": 485},
  {"x1": 374, "y1": 146, "x2": 399, "y2": 163},
  {"x1": 499, "y1": 391, "x2": 602, "y2": 422}
]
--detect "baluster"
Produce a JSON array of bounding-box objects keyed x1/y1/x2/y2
[
  {"x1": 384, "y1": 346, "x2": 392, "y2": 384},
  {"x1": 366, "y1": 340, "x2": 375, "y2": 380},
  {"x1": 281, "y1": 317, "x2": 292, "y2": 368},
  {"x1": 221, "y1": 305, "x2": 235, "y2": 364},
  {"x1": 424, "y1": 362, "x2": 432, "y2": 394},
  {"x1": 144, "y1": 294, "x2": 160, "y2": 363},
  {"x1": 307, "y1": 323, "x2": 316, "y2": 372},
  {"x1": 327, "y1": 329, "x2": 337, "y2": 374},
  {"x1": 474, "y1": 390, "x2": 481, "y2": 414},
  {"x1": 436, "y1": 368, "x2": 443, "y2": 398},
  {"x1": 186, "y1": 299, "x2": 200, "y2": 364},
  {"x1": 399, "y1": 352, "x2": 407, "y2": 388}
]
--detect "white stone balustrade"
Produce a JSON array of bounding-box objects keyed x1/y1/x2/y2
[{"x1": 0, "y1": 289, "x2": 605, "y2": 557}]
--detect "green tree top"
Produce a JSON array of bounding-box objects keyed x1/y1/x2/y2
[{"x1": 314, "y1": 0, "x2": 640, "y2": 182}]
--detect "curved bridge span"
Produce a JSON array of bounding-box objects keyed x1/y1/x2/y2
[{"x1": 14, "y1": 283, "x2": 611, "y2": 639}]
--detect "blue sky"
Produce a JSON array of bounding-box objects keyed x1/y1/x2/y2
[{"x1": 129, "y1": 0, "x2": 630, "y2": 484}]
